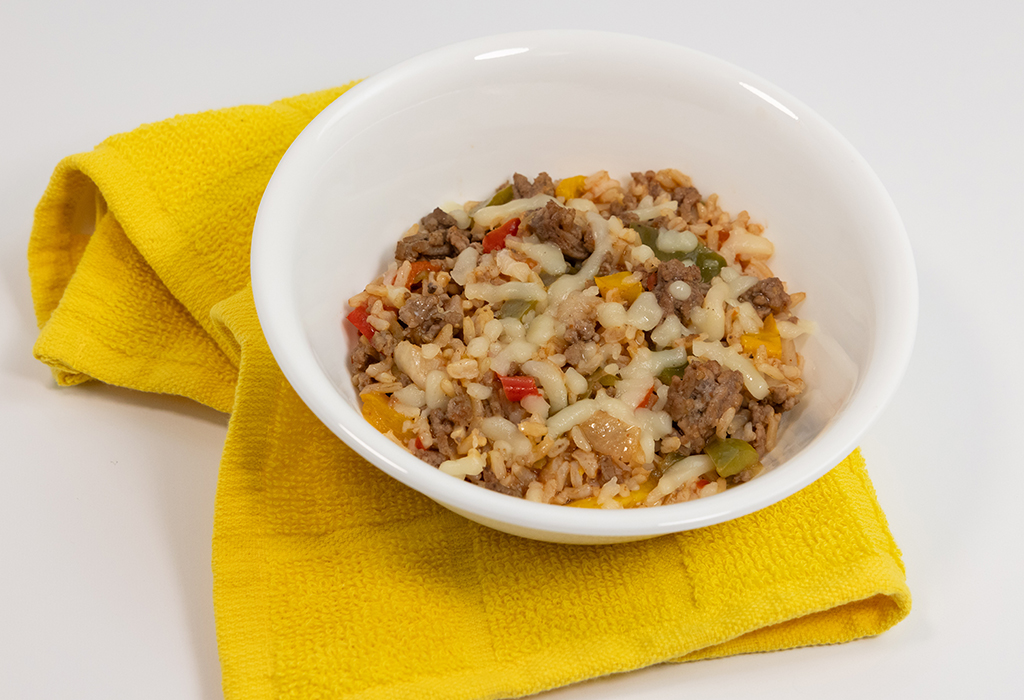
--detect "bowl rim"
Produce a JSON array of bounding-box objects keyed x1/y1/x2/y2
[{"x1": 251, "y1": 29, "x2": 918, "y2": 539}]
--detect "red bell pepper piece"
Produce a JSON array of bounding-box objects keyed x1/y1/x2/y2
[
  {"x1": 346, "y1": 306, "x2": 375, "y2": 339},
  {"x1": 638, "y1": 385, "x2": 657, "y2": 409},
  {"x1": 405, "y1": 260, "x2": 441, "y2": 288},
  {"x1": 498, "y1": 374, "x2": 541, "y2": 402},
  {"x1": 482, "y1": 217, "x2": 521, "y2": 253}
]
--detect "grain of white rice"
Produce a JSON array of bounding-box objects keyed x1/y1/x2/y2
[{"x1": 466, "y1": 382, "x2": 493, "y2": 400}]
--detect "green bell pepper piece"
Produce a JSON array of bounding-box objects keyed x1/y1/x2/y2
[
  {"x1": 486, "y1": 183, "x2": 514, "y2": 207},
  {"x1": 629, "y1": 223, "x2": 727, "y2": 283},
  {"x1": 705, "y1": 437, "x2": 759, "y2": 478}
]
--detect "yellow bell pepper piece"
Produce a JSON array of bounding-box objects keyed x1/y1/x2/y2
[
  {"x1": 595, "y1": 271, "x2": 643, "y2": 304},
  {"x1": 568, "y1": 478, "x2": 657, "y2": 509},
  {"x1": 740, "y1": 313, "x2": 782, "y2": 358},
  {"x1": 616, "y1": 478, "x2": 657, "y2": 507},
  {"x1": 360, "y1": 392, "x2": 410, "y2": 439},
  {"x1": 555, "y1": 175, "x2": 587, "y2": 201}
]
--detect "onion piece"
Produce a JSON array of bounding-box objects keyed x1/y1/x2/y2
[{"x1": 578, "y1": 411, "x2": 644, "y2": 467}]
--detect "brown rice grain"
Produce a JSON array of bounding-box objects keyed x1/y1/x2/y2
[
  {"x1": 489, "y1": 449, "x2": 507, "y2": 480},
  {"x1": 531, "y1": 436, "x2": 556, "y2": 462},
  {"x1": 434, "y1": 323, "x2": 454, "y2": 347},
  {"x1": 576, "y1": 451, "x2": 598, "y2": 479},
  {"x1": 570, "y1": 426, "x2": 592, "y2": 452},
  {"x1": 569, "y1": 462, "x2": 583, "y2": 488},
  {"x1": 360, "y1": 382, "x2": 402, "y2": 394},
  {"x1": 520, "y1": 420, "x2": 548, "y2": 439}
]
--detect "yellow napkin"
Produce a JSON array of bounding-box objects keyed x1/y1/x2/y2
[{"x1": 28, "y1": 84, "x2": 911, "y2": 700}]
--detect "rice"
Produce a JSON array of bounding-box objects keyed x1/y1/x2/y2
[{"x1": 346, "y1": 170, "x2": 812, "y2": 508}]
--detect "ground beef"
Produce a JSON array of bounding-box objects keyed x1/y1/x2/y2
[
  {"x1": 648, "y1": 215, "x2": 672, "y2": 230},
  {"x1": 349, "y1": 342, "x2": 378, "y2": 375},
  {"x1": 748, "y1": 400, "x2": 776, "y2": 456},
  {"x1": 521, "y1": 200, "x2": 594, "y2": 262},
  {"x1": 767, "y1": 383, "x2": 801, "y2": 412},
  {"x1": 673, "y1": 186, "x2": 701, "y2": 222},
  {"x1": 617, "y1": 210, "x2": 640, "y2": 226},
  {"x1": 631, "y1": 170, "x2": 663, "y2": 198},
  {"x1": 607, "y1": 195, "x2": 640, "y2": 223},
  {"x1": 650, "y1": 258, "x2": 708, "y2": 322},
  {"x1": 739, "y1": 277, "x2": 791, "y2": 319},
  {"x1": 564, "y1": 317, "x2": 599, "y2": 345},
  {"x1": 563, "y1": 341, "x2": 586, "y2": 367},
  {"x1": 483, "y1": 375, "x2": 528, "y2": 425},
  {"x1": 429, "y1": 410, "x2": 457, "y2": 459},
  {"x1": 351, "y1": 372, "x2": 375, "y2": 393},
  {"x1": 422, "y1": 390, "x2": 475, "y2": 464},
  {"x1": 395, "y1": 228, "x2": 453, "y2": 261},
  {"x1": 448, "y1": 228, "x2": 472, "y2": 253},
  {"x1": 597, "y1": 454, "x2": 631, "y2": 483},
  {"x1": 415, "y1": 449, "x2": 446, "y2": 467},
  {"x1": 627, "y1": 174, "x2": 700, "y2": 221},
  {"x1": 596, "y1": 251, "x2": 615, "y2": 277},
  {"x1": 473, "y1": 468, "x2": 523, "y2": 497},
  {"x1": 349, "y1": 341, "x2": 383, "y2": 391},
  {"x1": 370, "y1": 328, "x2": 396, "y2": 356},
  {"x1": 399, "y1": 294, "x2": 439, "y2": 328},
  {"x1": 665, "y1": 359, "x2": 745, "y2": 455},
  {"x1": 395, "y1": 208, "x2": 475, "y2": 262},
  {"x1": 446, "y1": 391, "x2": 473, "y2": 429},
  {"x1": 442, "y1": 295, "x2": 464, "y2": 328},
  {"x1": 605, "y1": 200, "x2": 625, "y2": 218},
  {"x1": 420, "y1": 207, "x2": 458, "y2": 232},
  {"x1": 512, "y1": 172, "x2": 555, "y2": 199},
  {"x1": 398, "y1": 294, "x2": 463, "y2": 344}
]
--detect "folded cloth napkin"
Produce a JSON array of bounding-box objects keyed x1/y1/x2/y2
[{"x1": 28, "y1": 84, "x2": 911, "y2": 700}]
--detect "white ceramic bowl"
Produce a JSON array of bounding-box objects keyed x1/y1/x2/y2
[{"x1": 251, "y1": 31, "x2": 917, "y2": 544}]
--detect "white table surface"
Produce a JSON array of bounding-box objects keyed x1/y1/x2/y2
[{"x1": 2, "y1": 1, "x2": 1022, "y2": 698}]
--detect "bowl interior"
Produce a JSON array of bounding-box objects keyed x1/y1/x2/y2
[{"x1": 252, "y1": 31, "x2": 916, "y2": 543}]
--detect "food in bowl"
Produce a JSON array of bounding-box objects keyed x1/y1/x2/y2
[
  {"x1": 252, "y1": 31, "x2": 918, "y2": 542},
  {"x1": 346, "y1": 169, "x2": 814, "y2": 508}
]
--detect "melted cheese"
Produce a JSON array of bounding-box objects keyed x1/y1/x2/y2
[
  {"x1": 479, "y1": 417, "x2": 532, "y2": 458},
  {"x1": 522, "y1": 360, "x2": 568, "y2": 413},
  {"x1": 626, "y1": 291, "x2": 663, "y2": 331},
  {"x1": 657, "y1": 228, "x2": 698, "y2": 254},
  {"x1": 464, "y1": 281, "x2": 547, "y2": 304},
  {"x1": 647, "y1": 455, "x2": 713, "y2": 503},
  {"x1": 472, "y1": 193, "x2": 556, "y2": 229},
  {"x1": 620, "y1": 346, "x2": 689, "y2": 380},
  {"x1": 518, "y1": 241, "x2": 568, "y2": 275}
]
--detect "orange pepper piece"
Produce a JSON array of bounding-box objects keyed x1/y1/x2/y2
[
  {"x1": 595, "y1": 271, "x2": 643, "y2": 304},
  {"x1": 568, "y1": 478, "x2": 657, "y2": 509},
  {"x1": 555, "y1": 174, "x2": 587, "y2": 200},
  {"x1": 360, "y1": 393, "x2": 411, "y2": 439},
  {"x1": 740, "y1": 313, "x2": 782, "y2": 358}
]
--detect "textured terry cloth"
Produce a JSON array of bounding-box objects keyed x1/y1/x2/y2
[{"x1": 28, "y1": 84, "x2": 911, "y2": 700}]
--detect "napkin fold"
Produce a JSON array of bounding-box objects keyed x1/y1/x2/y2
[{"x1": 28, "y1": 84, "x2": 911, "y2": 700}]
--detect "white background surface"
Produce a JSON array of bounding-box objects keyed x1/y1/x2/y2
[{"x1": 1, "y1": 1, "x2": 1021, "y2": 698}]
